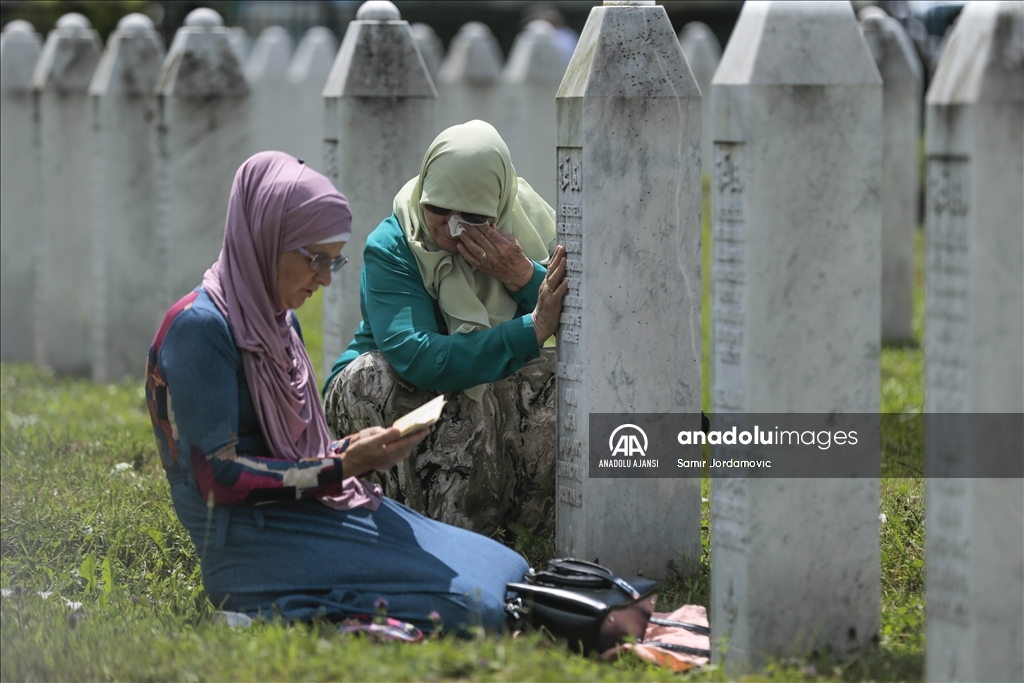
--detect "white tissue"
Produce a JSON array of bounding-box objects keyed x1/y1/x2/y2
[{"x1": 448, "y1": 214, "x2": 466, "y2": 237}]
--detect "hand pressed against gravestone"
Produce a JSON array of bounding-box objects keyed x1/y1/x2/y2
[
  {"x1": 456, "y1": 221, "x2": 535, "y2": 291},
  {"x1": 531, "y1": 244, "x2": 567, "y2": 345}
]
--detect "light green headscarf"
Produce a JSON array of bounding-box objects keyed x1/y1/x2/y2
[{"x1": 394, "y1": 120, "x2": 557, "y2": 400}]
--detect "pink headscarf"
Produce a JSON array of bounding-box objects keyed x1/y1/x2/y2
[{"x1": 202, "y1": 151, "x2": 381, "y2": 511}]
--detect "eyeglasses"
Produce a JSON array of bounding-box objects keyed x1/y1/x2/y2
[
  {"x1": 422, "y1": 204, "x2": 491, "y2": 226},
  {"x1": 297, "y1": 247, "x2": 349, "y2": 274}
]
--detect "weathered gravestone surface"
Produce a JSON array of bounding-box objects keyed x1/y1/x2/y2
[
  {"x1": 555, "y1": 0, "x2": 702, "y2": 579},
  {"x1": 924, "y1": 2, "x2": 1024, "y2": 681},
  {"x1": 89, "y1": 13, "x2": 165, "y2": 383},
  {"x1": 436, "y1": 22, "x2": 504, "y2": 136},
  {"x1": 31, "y1": 13, "x2": 102, "y2": 375},
  {"x1": 410, "y1": 23, "x2": 443, "y2": 85},
  {"x1": 286, "y1": 26, "x2": 337, "y2": 175},
  {"x1": 246, "y1": 26, "x2": 293, "y2": 155},
  {"x1": 0, "y1": 20, "x2": 41, "y2": 362},
  {"x1": 321, "y1": 0, "x2": 436, "y2": 376},
  {"x1": 155, "y1": 8, "x2": 250, "y2": 309},
  {"x1": 860, "y1": 7, "x2": 923, "y2": 344},
  {"x1": 678, "y1": 22, "x2": 722, "y2": 181},
  {"x1": 709, "y1": 0, "x2": 882, "y2": 671},
  {"x1": 502, "y1": 20, "x2": 569, "y2": 207}
]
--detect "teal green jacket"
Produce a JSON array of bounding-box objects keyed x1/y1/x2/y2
[{"x1": 323, "y1": 214, "x2": 546, "y2": 394}]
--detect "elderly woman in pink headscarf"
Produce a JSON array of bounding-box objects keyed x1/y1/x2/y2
[{"x1": 145, "y1": 152, "x2": 528, "y2": 632}]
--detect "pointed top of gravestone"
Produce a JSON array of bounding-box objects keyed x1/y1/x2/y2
[
  {"x1": 3, "y1": 20, "x2": 37, "y2": 35},
  {"x1": 356, "y1": 1, "x2": 401, "y2": 22},
  {"x1": 246, "y1": 25, "x2": 293, "y2": 82},
  {"x1": 927, "y1": 0, "x2": 1023, "y2": 105},
  {"x1": 323, "y1": 8, "x2": 434, "y2": 97},
  {"x1": 116, "y1": 13, "x2": 155, "y2": 31},
  {"x1": 31, "y1": 14, "x2": 101, "y2": 92},
  {"x1": 439, "y1": 21, "x2": 502, "y2": 85},
  {"x1": 714, "y1": 1, "x2": 881, "y2": 86},
  {"x1": 286, "y1": 26, "x2": 337, "y2": 84},
  {"x1": 857, "y1": 6, "x2": 889, "y2": 22},
  {"x1": 558, "y1": 1, "x2": 697, "y2": 99},
  {"x1": 504, "y1": 17, "x2": 568, "y2": 85},
  {"x1": 860, "y1": 9, "x2": 923, "y2": 83},
  {"x1": 678, "y1": 22, "x2": 721, "y2": 97},
  {"x1": 1, "y1": 20, "x2": 41, "y2": 92},
  {"x1": 156, "y1": 8, "x2": 246, "y2": 97},
  {"x1": 410, "y1": 23, "x2": 444, "y2": 81},
  {"x1": 604, "y1": 1, "x2": 655, "y2": 5},
  {"x1": 91, "y1": 12, "x2": 164, "y2": 96},
  {"x1": 56, "y1": 13, "x2": 91, "y2": 30},
  {"x1": 184, "y1": 8, "x2": 224, "y2": 29}
]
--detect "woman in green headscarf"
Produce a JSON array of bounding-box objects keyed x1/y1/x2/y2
[{"x1": 323, "y1": 121, "x2": 567, "y2": 536}]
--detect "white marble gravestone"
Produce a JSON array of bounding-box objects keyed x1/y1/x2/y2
[
  {"x1": 503, "y1": 20, "x2": 569, "y2": 206},
  {"x1": 155, "y1": 8, "x2": 250, "y2": 309},
  {"x1": 860, "y1": 8, "x2": 923, "y2": 344},
  {"x1": 410, "y1": 23, "x2": 443, "y2": 85},
  {"x1": 555, "y1": 0, "x2": 702, "y2": 579},
  {"x1": 0, "y1": 20, "x2": 41, "y2": 362},
  {"x1": 678, "y1": 22, "x2": 721, "y2": 181},
  {"x1": 246, "y1": 26, "x2": 293, "y2": 155},
  {"x1": 436, "y1": 22, "x2": 503, "y2": 136},
  {"x1": 31, "y1": 13, "x2": 102, "y2": 374},
  {"x1": 286, "y1": 26, "x2": 337, "y2": 174},
  {"x1": 924, "y1": 3, "x2": 1024, "y2": 682},
  {"x1": 88, "y1": 14, "x2": 165, "y2": 383},
  {"x1": 709, "y1": 1, "x2": 882, "y2": 671},
  {"x1": 321, "y1": 0, "x2": 436, "y2": 377}
]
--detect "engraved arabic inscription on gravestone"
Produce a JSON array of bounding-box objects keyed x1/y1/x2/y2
[
  {"x1": 925, "y1": 156, "x2": 971, "y2": 629},
  {"x1": 556, "y1": 147, "x2": 583, "y2": 508},
  {"x1": 712, "y1": 142, "x2": 747, "y2": 414}
]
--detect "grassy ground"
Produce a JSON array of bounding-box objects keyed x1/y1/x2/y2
[{"x1": 1, "y1": 204, "x2": 926, "y2": 680}]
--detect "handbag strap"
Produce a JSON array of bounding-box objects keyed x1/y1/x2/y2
[{"x1": 534, "y1": 559, "x2": 642, "y2": 600}]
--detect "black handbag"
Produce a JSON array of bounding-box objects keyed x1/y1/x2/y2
[{"x1": 506, "y1": 558, "x2": 659, "y2": 654}]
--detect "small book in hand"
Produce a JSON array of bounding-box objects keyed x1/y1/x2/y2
[{"x1": 391, "y1": 395, "x2": 446, "y2": 436}]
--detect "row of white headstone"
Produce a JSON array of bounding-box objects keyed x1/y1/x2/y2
[
  {"x1": 0, "y1": 4, "x2": 575, "y2": 382},
  {"x1": 0, "y1": 0, "x2": 1020, "y2": 679},
  {"x1": 550, "y1": 2, "x2": 1020, "y2": 680}
]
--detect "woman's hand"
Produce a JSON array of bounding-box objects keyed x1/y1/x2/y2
[
  {"x1": 531, "y1": 245, "x2": 568, "y2": 346},
  {"x1": 456, "y1": 222, "x2": 535, "y2": 292},
  {"x1": 335, "y1": 426, "x2": 429, "y2": 478}
]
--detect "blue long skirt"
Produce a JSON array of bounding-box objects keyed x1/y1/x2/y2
[{"x1": 170, "y1": 481, "x2": 529, "y2": 633}]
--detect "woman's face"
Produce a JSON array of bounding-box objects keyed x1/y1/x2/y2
[
  {"x1": 276, "y1": 241, "x2": 345, "y2": 310},
  {"x1": 422, "y1": 208, "x2": 464, "y2": 254}
]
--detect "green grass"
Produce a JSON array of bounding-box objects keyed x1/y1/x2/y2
[{"x1": 2, "y1": 197, "x2": 927, "y2": 681}]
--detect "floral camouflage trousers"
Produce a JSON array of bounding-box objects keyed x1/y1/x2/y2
[{"x1": 323, "y1": 350, "x2": 557, "y2": 538}]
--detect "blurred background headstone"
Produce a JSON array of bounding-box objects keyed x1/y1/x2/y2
[
  {"x1": 860, "y1": 7, "x2": 923, "y2": 345},
  {"x1": 0, "y1": 20, "x2": 42, "y2": 362},
  {"x1": 89, "y1": 13, "x2": 165, "y2": 383},
  {"x1": 502, "y1": 19, "x2": 569, "y2": 206},
  {"x1": 31, "y1": 13, "x2": 102, "y2": 375},
  {"x1": 286, "y1": 26, "x2": 337, "y2": 175},
  {"x1": 155, "y1": 7, "x2": 250, "y2": 309},
  {"x1": 436, "y1": 21, "x2": 504, "y2": 136},
  {"x1": 246, "y1": 25, "x2": 293, "y2": 155},
  {"x1": 678, "y1": 21, "x2": 721, "y2": 181}
]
